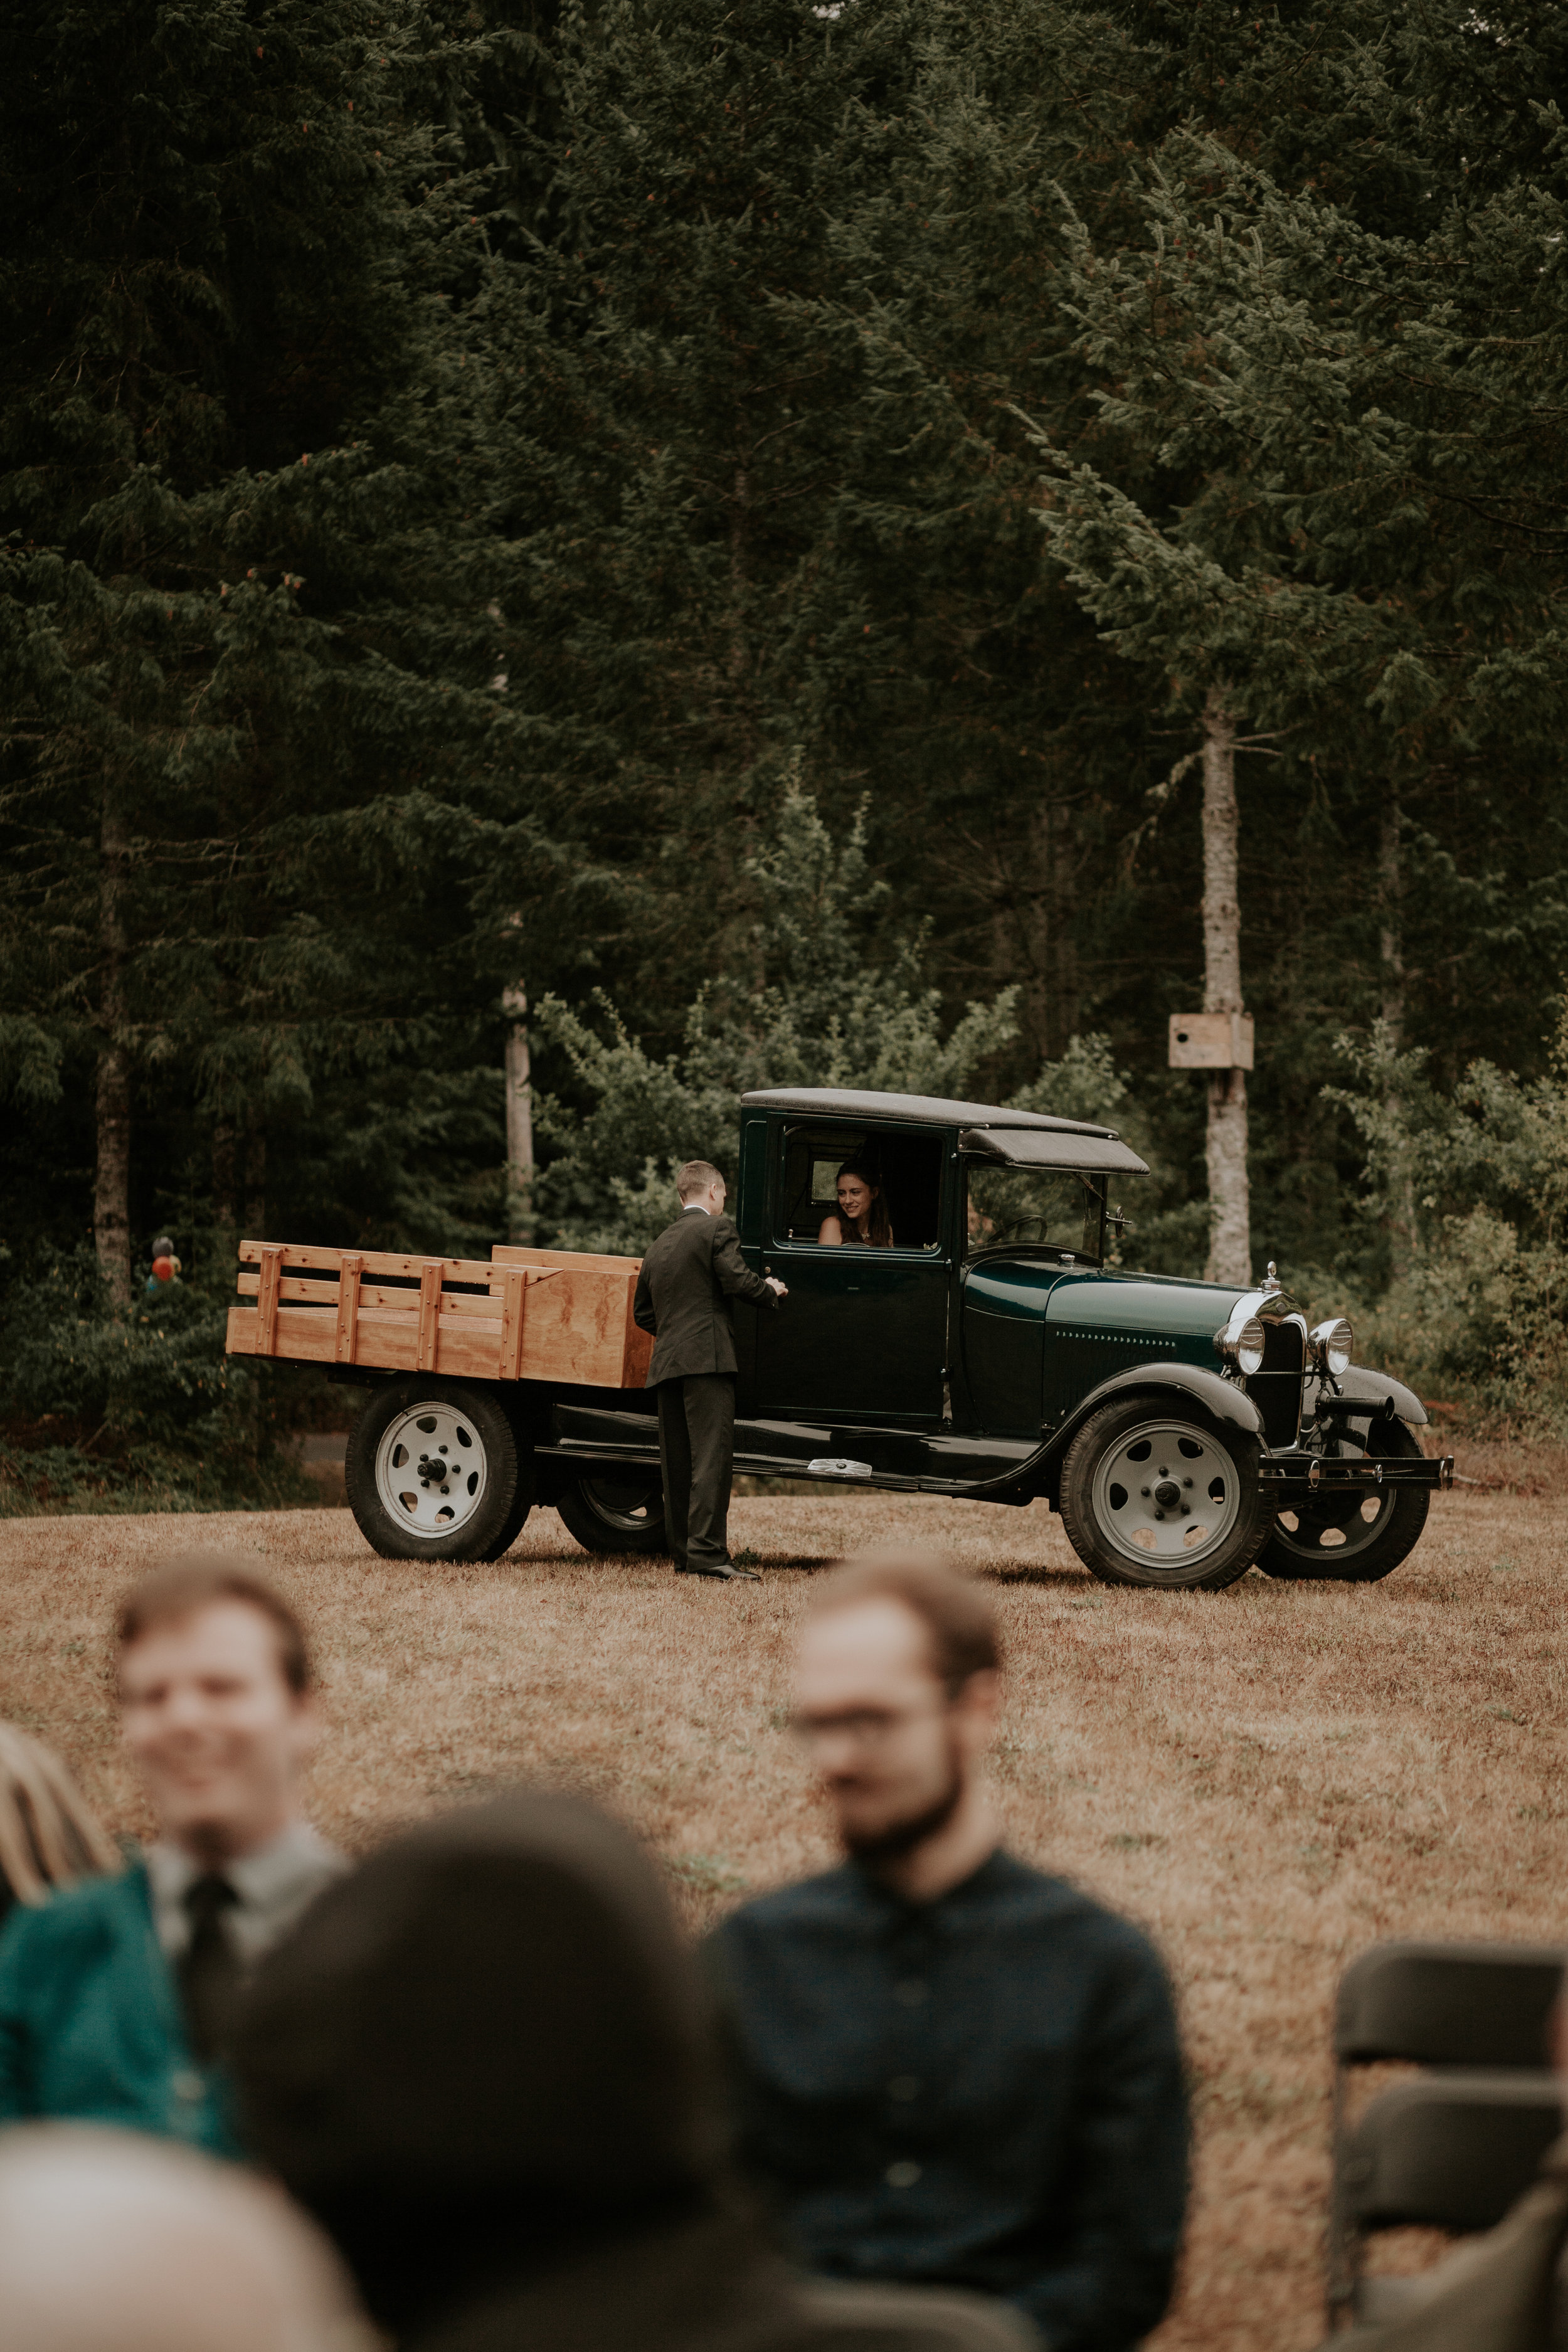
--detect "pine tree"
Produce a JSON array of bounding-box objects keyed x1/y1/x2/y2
[{"x1": 1020, "y1": 1, "x2": 1568, "y2": 1286}]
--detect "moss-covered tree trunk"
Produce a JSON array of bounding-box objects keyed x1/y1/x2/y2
[
  {"x1": 1201, "y1": 691, "x2": 1250, "y2": 1288},
  {"x1": 503, "y1": 982, "x2": 534, "y2": 1244}
]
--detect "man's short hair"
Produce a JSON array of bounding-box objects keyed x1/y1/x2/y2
[
  {"x1": 115, "y1": 1554, "x2": 314, "y2": 1696},
  {"x1": 675, "y1": 1159, "x2": 724, "y2": 1202},
  {"x1": 809, "y1": 1553, "x2": 1000, "y2": 1692}
]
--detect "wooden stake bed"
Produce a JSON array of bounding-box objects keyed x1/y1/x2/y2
[{"x1": 226, "y1": 1240, "x2": 653, "y2": 1391}]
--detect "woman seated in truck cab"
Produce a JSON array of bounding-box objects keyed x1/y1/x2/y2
[{"x1": 817, "y1": 1161, "x2": 894, "y2": 1248}]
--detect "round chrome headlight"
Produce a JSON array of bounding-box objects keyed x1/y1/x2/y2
[
  {"x1": 1215, "y1": 1313, "x2": 1267, "y2": 1375},
  {"x1": 1311, "y1": 1316, "x2": 1353, "y2": 1377}
]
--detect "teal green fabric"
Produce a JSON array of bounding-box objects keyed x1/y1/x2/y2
[{"x1": 0, "y1": 1859, "x2": 238, "y2": 2157}]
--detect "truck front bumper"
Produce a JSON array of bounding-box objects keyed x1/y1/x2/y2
[{"x1": 1261, "y1": 1451, "x2": 1454, "y2": 1506}]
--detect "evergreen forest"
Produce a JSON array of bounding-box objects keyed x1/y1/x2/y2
[{"x1": 3, "y1": 0, "x2": 1565, "y2": 1508}]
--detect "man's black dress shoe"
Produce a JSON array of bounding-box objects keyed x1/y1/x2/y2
[{"x1": 675, "y1": 1560, "x2": 761, "y2": 1581}]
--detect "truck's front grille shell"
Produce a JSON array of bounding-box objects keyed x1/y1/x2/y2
[{"x1": 1246, "y1": 1317, "x2": 1305, "y2": 1449}]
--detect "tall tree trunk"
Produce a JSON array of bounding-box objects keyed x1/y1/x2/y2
[
  {"x1": 1201, "y1": 688, "x2": 1251, "y2": 1287},
  {"x1": 1379, "y1": 788, "x2": 1416, "y2": 1273},
  {"x1": 503, "y1": 983, "x2": 534, "y2": 1244},
  {"x1": 244, "y1": 1107, "x2": 266, "y2": 1242},
  {"x1": 93, "y1": 795, "x2": 132, "y2": 1305},
  {"x1": 212, "y1": 1115, "x2": 238, "y2": 1295}
]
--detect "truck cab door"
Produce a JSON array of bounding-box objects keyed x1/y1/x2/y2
[{"x1": 748, "y1": 1121, "x2": 950, "y2": 1424}]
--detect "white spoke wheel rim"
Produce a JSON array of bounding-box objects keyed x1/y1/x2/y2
[
  {"x1": 1091, "y1": 1419, "x2": 1241, "y2": 1569},
  {"x1": 1275, "y1": 1485, "x2": 1395, "y2": 1556},
  {"x1": 374, "y1": 1401, "x2": 489, "y2": 1540}
]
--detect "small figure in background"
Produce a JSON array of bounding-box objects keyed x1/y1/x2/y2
[{"x1": 146, "y1": 1235, "x2": 183, "y2": 1298}]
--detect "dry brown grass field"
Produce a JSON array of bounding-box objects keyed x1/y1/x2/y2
[{"x1": 1, "y1": 1481, "x2": 1564, "y2": 2352}]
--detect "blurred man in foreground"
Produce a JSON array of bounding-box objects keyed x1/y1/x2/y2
[
  {"x1": 0, "y1": 1554, "x2": 344, "y2": 2154},
  {"x1": 234, "y1": 1788, "x2": 1031, "y2": 2352},
  {"x1": 0, "y1": 2123, "x2": 364, "y2": 2352},
  {"x1": 708, "y1": 1555, "x2": 1189, "y2": 2352}
]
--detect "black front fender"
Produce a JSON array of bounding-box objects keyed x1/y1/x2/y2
[
  {"x1": 1316, "y1": 1364, "x2": 1428, "y2": 1428},
  {"x1": 1043, "y1": 1362, "x2": 1266, "y2": 1469}
]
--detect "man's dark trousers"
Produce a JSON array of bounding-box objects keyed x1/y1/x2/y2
[
  {"x1": 657, "y1": 1373, "x2": 736, "y2": 1571},
  {"x1": 632, "y1": 1205, "x2": 778, "y2": 1573}
]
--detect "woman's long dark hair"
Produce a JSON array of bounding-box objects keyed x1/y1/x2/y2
[{"x1": 833, "y1": 1160, "x2": 893, "y2": 1247}]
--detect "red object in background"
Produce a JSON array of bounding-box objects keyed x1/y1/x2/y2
[{"x1": 151, "y1": 1258, "x2": 174, "y2": 1283}]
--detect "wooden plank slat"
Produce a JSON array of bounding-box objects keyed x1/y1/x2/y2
[
  {"x1": 417, "y1": 1261, "x2": 443, "y2": 1373},
  {"x1": 499, "y1": 1265, "x2": 527, "y2": 1381},
  {"x1": 492, "y1": 1243, "x2": 643, "y2": 1276},
  {"x1": 238, "y1": 1239, "x2": 499, "y2": 1286},
  {"x1": 228, "y1": 1303, "x2": 506, "y2": 1379},
  {"x1": 336, "y1": 1253, "x2": 363, "y2": 1364},
  {"x1": 238, "y1": 1272, "x2": 504, "y2": 1317},
  {"x1": 256, "y1": 1245, "x2": 284, "y2": 1357}
]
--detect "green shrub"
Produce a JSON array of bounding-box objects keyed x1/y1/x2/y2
[{"x1": 0, "y1": 1246, "x2": 315, "y2": 1514}]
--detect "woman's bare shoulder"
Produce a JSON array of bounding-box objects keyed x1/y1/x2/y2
[{"x1": 817, "y1": 1214, "x2": 845, "y2": 1245}]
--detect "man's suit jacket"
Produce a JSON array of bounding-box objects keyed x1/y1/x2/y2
[{"x1": 633, "y1": 1209, "x2": 776, "y2": 1385}]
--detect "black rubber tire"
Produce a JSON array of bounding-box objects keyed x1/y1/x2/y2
[
  {"x1": 477, "y1": 1454, "x2": 537, "y2": 1562},
  {"x1": 555, "y1": 1468, "x2": 667, "y2": 1556},
  {"x1": 345, "y1": 1380, "x2": 521, "y2": 1562},
  {"x1": 1060, "y1": 1397, "x2": 1272, "y2": 1592},
  {"x1": 1258, "y1": 1418, "x2": 1430, "y2": 1583}
]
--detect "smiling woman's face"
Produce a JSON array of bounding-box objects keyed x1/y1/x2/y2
[{"x1": 837, "y1": 1175, "x2": 874, "y2": 1226}]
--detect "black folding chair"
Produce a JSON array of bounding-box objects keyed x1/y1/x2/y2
[
  {"x1": 1340, "y1": 2074, "x2": 1566, "y2": 2323},
  {"x1": 1328, "y1": 1940, "x2": 1567, "y2": 2325}
]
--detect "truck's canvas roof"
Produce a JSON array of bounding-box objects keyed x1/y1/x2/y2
[{"x1": 739, "y1": 1086, "x2": 1121, "y2": 1139}]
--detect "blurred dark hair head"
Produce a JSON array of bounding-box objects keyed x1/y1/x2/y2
[{"x1": 233, "y1": 1791, "x2": 723, "y2": 2335}]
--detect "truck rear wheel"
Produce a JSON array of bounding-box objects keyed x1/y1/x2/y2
[
  {"x1": 346, "y1": 1380, "x2": 522, "y2": 1563},
  {"x1": 1060, "y1": 1399, "x2": 1271, "y2": 1592},
  {"x1": 1258, "y1": 1419, "x2": 1429, "y2": 1582},
  {"x1": 555, "y1": 1470, "x2": 667, "y2": 1556},
  {"x1": 477, "y1": 1454, "x2": 537, "y2": 1562}
]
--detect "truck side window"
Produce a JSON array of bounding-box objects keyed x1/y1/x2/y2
[{"x1": 778, "y1": 1128, "x2": 945, "y2": 1250}]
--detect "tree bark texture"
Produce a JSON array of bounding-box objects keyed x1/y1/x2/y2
[
  {"x1": 93, "y1": 796, "x2": 132, "y2": 1305},
  {"x1": 503, "y1": 982, "x2": 534, "y2": 1244},
  {"x1": 1379, "y1": 788, "x2": 1416, "y2": 1272},
  {"x1": 1200, "y1": 689, "x2": 1251, "y2": 1288},
  {"x1": 244, "y1": 1107, "x2": 266, "y2": 1242},
  {"x1": 213, "y1": 1119, "x2": 238, "y2": 1258}
]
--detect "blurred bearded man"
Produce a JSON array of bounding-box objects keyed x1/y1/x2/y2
[
  {"x1": 707, "y1": 1555, "x2": 1189, "y2": 2352},
  {"x1": 0, "y1": 1555, "x2": 344, "y2": 2156}
]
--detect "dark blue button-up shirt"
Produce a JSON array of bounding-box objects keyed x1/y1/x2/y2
[{"x1": 708, "y1": 1850, "x2": 1188, "y2": 2351}]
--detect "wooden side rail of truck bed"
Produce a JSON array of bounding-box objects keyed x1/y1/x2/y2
[{"x1": 225, "y1": 1239, "x2": 653, "y2": 1390}]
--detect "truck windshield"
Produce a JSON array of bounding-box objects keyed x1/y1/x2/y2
[{"x1": 964, "y1": 1164, "x2": 1105, "y2": 1263}]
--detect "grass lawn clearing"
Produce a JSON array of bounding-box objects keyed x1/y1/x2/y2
[{"x1": 1, "y1": 1485, "x2": 1564, "y2": 2352}]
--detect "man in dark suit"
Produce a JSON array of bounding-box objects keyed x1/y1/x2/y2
[{"x1": 633, "y1": 1160, "x2": 788, "y2": 1583}]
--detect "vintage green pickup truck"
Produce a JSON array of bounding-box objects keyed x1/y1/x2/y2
[{"x1": 231, "y1": 1084, "x2": 1451, "y2": 1590}]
